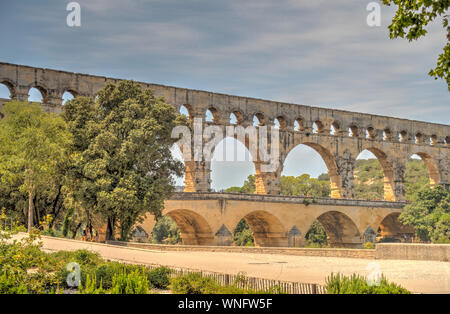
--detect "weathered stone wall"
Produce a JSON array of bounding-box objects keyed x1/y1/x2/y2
[
  {"x1": 106, "y1": 240, "x2": 377, "y2": 259},
  {"x1": 376, "y1": 243, "x2": 450, "y2": 261}
]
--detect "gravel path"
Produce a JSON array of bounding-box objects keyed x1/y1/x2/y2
[{"x1": 33, "y1": 235, "x2": 450, "y2": 294}]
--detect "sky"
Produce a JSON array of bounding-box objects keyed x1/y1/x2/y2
[{"x1": 0, "y1": 0, "x2": 448, "y2": 190}]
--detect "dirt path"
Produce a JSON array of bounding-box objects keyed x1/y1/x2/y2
[{"x1": 33, "y1": 235, "x2": 450, "y2": 294}]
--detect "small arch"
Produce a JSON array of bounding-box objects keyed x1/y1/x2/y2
[
  {"x1": 0, "y1": 81, "x2": 14, "y2": 99},
  {"x1": 179, "y1": 105, "x2": 193, "y2": 119},
  {"x1": 445, "y1": 136, "x2": 450, "y2": 146},
  {"x1": 415, "y1": 133, "x2": 423, "y2": 144},
  {"x1": 205, "y1": 108, "x2": 218, "y2": 123},
  {"x1": 314, "y1": 211, "x2": 362, "y2": 248},
  {"x1": 230, "y1": 110, "x2": 244, "y2": 125},
  {"x1": 253, "y1": 113, "x2": 265, "y2": 126},
  {"x1": 429, "y1": 134, "x2": 437, "y2": 146},
  {"x1": 238, "y1": 211, "x2": 287, "y2": 247},
  {"x1": 313, "y1": 120, "x2": 324, "y2": 134},
  {"x1": 399, "y1": 131, "x2": 408, "y2": 143},
  {"x1": 377, "y1": 213, "x2": 414, "y2": 243},
  {"x1": 275, "y1": 116, "x2": 287, "y2": 130},
  {"x1": 28, "y1": 86, "x2": 46, "y2": 103},
  {"x1": 165, "y1": 209, "x2": 214, "y2": 245},
  {"x1": 62, "y1": 90, "x2": 76, "y2": 106},
  {"x1": 366, "y1": 127, "x2": 376, "y2": 139},
  {"x1": 330, "y1": 121, "x2": 340, "y2": 135},
  {"x1": 383, "y1": 128, "x2": 391, "y2": 141},
  {"x1": 348, "y1": 125, "x2": 359, "y2": 137},
  {"x1": 294, "y1": 117, "x2": 305, "y2": 131}
]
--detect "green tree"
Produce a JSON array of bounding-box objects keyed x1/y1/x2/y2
[
  {"x1": 0, "y1": 102, "x2": 71, "y2": 232},
  {"x1": 305, "y1": 220, "x2": 328, "y2": 247},
  {"x1": 399, "y1": 185, "x2": 450, "y2": 243},
  {"x1": 233, "y1": 219, "x2": 254, "y2": 246},
  {"x1": 150, "y1": 216, "x2": 181, "y2": 244},
  {"x1": 62, "y1": 81, "x2": 185, "y2": 241},
  {"x1": 382, "y1": 0, "x2": 450, "y2": 89}
]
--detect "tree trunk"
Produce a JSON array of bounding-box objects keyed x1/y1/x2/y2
[
  {"x1": 27, "y1": 188, "x2": 34, "y2": 233},
  {"x1": 106, "y1": 216, "x2": 115, "y2": 241}
]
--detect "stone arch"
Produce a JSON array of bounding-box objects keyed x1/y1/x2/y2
[
  {"x1": 0, "y1": 79, "x2": 15, "y2": 99},
  {"x1": 348, "y1": 124, "x2": 359, "y2": 137},
  {"x1": 165, "y1": 209, "x2": 214, "y2": 245},
  {"x1": 399, "y1": 130, "x2": 408, "y2": 143},
  {"x1": 285, "y1": 142, "x2": 342, "y2": 198},
  {"x1": 366, "y1": 126, "x2": 376, "y2": 139},
  {"x1": 359, "y1": 147, "x2": 396, "y2": 201},
  {"x1": 275, "y1": 115, "x2": 287, "y2": 130},
  {"x1": 383, "y1": 128, "x2": 392, "y2": 141},
  {"x1": 313, "y1": 211, "x2": 362, "y2": 248},
  {"x1": 205, "y1": 107, "x2": 219, "y2": 123},
  {"x1": 229, "y1": 109, "x2": 244, "y2": 125},
  {"x1": 237, "y1": 210, "x2": 287, "y2": 247},
  {"x1": 313, "y1": 120, "x2": 325, "y2": 134},
  {"x1": 410, "y1": 152, "x2": 441, "y2": 188},
  {"x1": 28, "y1": 85, "x2": 47, "y2": 103},
  {"x1": 178, "y1": 104, "x2": 194, "y2": 119},
  {"x1": 62, "y1": 90, "x2": 77, "y2": 105},
  {"x1": 294, "y1": 117, "x2": 305, "y2": 131},
  {"x1": 253, "y1": 112, "x2": 265, "y2": 126},
  {"x1": 331, "y1": 121, "x2": 341, "y2": 135},
  {"x1": 377, "y1": 212, "x2": 414, "y2": 242}
]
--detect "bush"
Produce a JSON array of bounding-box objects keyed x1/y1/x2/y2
[
  {"x1": 0, "y1": 272, "x2": 28, "y2": 294},
  {"x1": 170, "y1": 273, "x2": 217, "y2": 294},
  {"x1": 110, "y1": 269, "x2": 149, "y2": 294},
  {"x1": 147, "y1": 267, "x2": 171, "y2": 289},
  {"x1": 325, "y1": 273, "x2": 410, "y2": 294},
  {"x1": 78, "y1": 274, "x2": 105, "y2": 294}
]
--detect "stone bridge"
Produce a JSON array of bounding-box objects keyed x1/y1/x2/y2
[{"x1": 0, "y1": 62, "x2": 449, "y2": 247}]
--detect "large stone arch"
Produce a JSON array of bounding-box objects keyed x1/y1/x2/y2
[
  {"x1": 283, "y1": 142, "x2": 342, "y2": 198},
  {"x1": 235, "y1": 210, "x2": 288, "y2": 247},
  {"x1": 165, "y1": 209, "x2": 215, "y2": 245},
  {"x1": 359, "y1": 146, "x2": 396, "y2": 201},
  {"x1": 376, "y1": 212, "x2": 414, "y2": 242},
  {"x1": 312, "y1": 210, "x2": 362, "y2": 248},
  {"x1": 411, "y1": 152, "x2": 441, "y2": 188}
]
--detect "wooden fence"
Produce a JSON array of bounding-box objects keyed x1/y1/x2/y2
[{"x1": 144, "y1": 264, "x2": 326, "y2": 294}]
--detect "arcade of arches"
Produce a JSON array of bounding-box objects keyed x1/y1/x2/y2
[{"x1": 1, "y1": 62, "x2": 448, "y2": 248}]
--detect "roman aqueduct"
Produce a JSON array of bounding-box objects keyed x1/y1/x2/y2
[{"x1": 0, "y1": 62, "x2": 449, "y2": 247}]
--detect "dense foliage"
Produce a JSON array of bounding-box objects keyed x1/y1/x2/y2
[
  {"x1": 62, "y1": 81, "x2": 185, "y2": 241},
  {"x1": 399, "y1": 185, "x2": 450, "y2": 243},
  {"x1": 0, "y1": 102, "x2": 72, "y2": 232},
  {"x1": 150, "y1": 216, "x2": 181, "y2": 244},
  {"x1": 326, "y1": 273, "x2": 410, "y2": 294}
]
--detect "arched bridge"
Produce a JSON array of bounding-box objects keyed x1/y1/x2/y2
[{"x1": 0, "y1": 62, "x2": 448, "y2": 247}]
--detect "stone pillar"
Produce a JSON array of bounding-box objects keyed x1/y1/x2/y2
[
  {"x1": 254, "y1": 163, "x2": 281, "y2": 195},
  {"x1": 45, "y1": 90, "x2": 63, "y2": 107},
  {"x1": 392, "y1": 159, "x2": 406, "y2": 202},
  {"x1": 184, "y1": 160, "x2": 211, "y2": 192},
  {"x1": 13, "y1": 86, "x2": 29, "y2": 102},
  {"x1": 335, "y1": 150, "x2": 355, "y2": 199}
]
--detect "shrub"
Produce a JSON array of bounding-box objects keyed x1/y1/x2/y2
[
  {"x1": 170, "y1": 273, "x2": 219, "y2": 294},
  {"x1": 0, "y1": 272, "x2": 28, "y2": 294},
  {"x1": 147, "y1": 267, "x2": 171, "y2": 289},
  {"x1": 110, "y1": 269, "x2": 149, "y2": 294},
  {"x1": 78, "y1": 274, "x2": 105, "y2": 294},
  {"x1": 326, "y1": 273, "x2": 410, "y2": 294}
]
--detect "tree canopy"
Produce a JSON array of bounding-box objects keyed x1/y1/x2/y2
[
  {"x1": 62, "y1": 81, "x2": 185, "y2": 240},
  {"x1": 0, "y1": 101, "x2": 72, "y2": 232},
  {"x1": 399, "y1": 185, "x2": 450, "y2": 243}
]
